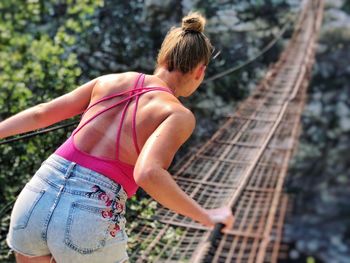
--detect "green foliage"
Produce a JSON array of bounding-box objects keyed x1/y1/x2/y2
[
  {"x1": 126, "y1": 218, "x2": 185, "y2": 262},
  {"x1": 0, "y1": 1, "x2": 102, "y2": 261}
]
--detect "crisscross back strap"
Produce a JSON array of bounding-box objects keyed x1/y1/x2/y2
[
  {"x1": 131, "y1": 74, "x2": 146, "y2": 154},
  {"x1": 115, "y1": 73, "x2": 145, "y2": 159},
  {"x1": 72, "y1": 73, "x2": 174, "y2": 161}
]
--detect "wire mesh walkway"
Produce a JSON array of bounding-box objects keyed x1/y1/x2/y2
[{"x1": 127, "y1": 1, "x2": 324, "y2": 262}]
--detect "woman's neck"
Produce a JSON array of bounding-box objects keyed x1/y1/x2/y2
[{"x1": 153, "y1": 68, "x2": 187, "y2": 98}]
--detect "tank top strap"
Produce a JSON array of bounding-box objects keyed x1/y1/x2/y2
[
  {"x1": 72, "y1": 72, "x2": 175, "y2": 162},
  {"x1": 115, "y1": 73, "x2": 145, "y2": 160},
  {"x1": 73, "y1": 73, "x2": 144, "y2": 137},
  {"x1": 72, "y1": 86, "x2": 172, "y2": 138},
  {"x1": 80, "y1": 73, "x2": 144, "y2": 118},
  {"x1": 131, "y1": 74, "x2": 146, "y2": 154},
  {"x1": 82, "y1": 89, "x2": 132, "y2": 117}
]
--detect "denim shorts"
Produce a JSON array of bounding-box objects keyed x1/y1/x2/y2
[{"x1": 6, "y1": 153, "x2": 129, "y2": 263}]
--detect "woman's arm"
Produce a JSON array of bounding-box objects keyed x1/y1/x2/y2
[
  {"x1": 134, "y1": 107, "x2": 233, "y2": 229},
  {"x1": 0, "y1": 77, "x2": 99, "y2": 140}
]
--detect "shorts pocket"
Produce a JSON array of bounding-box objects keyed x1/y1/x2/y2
[
  {"x1": 64, "y1": 202, "x2": 126, "y2": 254},
  {"x1": 11, "y1": 184, "x2": 45, "y2": 230}
]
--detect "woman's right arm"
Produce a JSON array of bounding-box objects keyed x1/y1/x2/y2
[
  {"x1": 0, "y1": 77, "x2": 99, "y2": 140},
  {"x1": 134, "y1": 107, "x2": 234, "y2": 230}
]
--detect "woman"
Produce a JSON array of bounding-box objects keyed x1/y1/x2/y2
[{"x1": 0, "y1": 12, "x2": 234, "y2": 263}]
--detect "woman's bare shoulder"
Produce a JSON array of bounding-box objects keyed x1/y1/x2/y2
[
  {"x1": 154, "y1": 98, "x2": 195, "y2": 124},
  {"x1": 91, "y1": 72, "x2": 140, "y2": 97},
  {"x1": 94, "y1": 71, "x2": 194, "y2": 118},
  {"x1": 97, "y1": 72, "x2": 139, "y2": 87}
]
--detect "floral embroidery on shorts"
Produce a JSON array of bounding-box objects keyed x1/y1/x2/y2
[{"x1": 86, "y1": 185, "x2": 125, "y2": 237}]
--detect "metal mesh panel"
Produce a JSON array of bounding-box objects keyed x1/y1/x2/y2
[{"x1": 127, "y1": 221, "x2": 209, "y2": 263}]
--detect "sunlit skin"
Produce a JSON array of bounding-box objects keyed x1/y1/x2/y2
[{"x1": 0, "y1": 64, "x2": 234, "y2": 263}]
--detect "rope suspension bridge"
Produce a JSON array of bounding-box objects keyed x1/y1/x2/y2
[{"x1": 126, "y1": 0, "x2": 324, "y2": 262}]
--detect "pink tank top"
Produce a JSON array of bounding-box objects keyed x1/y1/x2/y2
[{"x1": 55, "y1": 73, "x2": 174, "y2": 198}]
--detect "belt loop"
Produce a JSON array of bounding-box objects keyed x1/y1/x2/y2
[{"x1": 64, "y1": 162, "x2": 77, "y2": 179}]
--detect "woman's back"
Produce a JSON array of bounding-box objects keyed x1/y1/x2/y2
[
  {"x1": 55, "y1": 72, "x2": 180, "y2": 197},
  {"x1": 73, "y1": 72, "x2": 179, "y2": 166}
]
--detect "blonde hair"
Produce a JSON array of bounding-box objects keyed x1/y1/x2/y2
[{"x1": 156, "y1": 12, "x2": 213, "y2": 74}]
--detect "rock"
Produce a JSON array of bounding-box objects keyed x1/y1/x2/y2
[
  {"x1": 290, "y1": 249, "x2": 300, "y2": 259},
  {"x1": 181, "y1": 0, "x2": 196, "y2": 14},
  {"x1": 324, "y1": 0, "x2": 345, "y2": 9},
  {"x1": 208, "y1": 8, "x2": 239, "y2": 33},
  {"x1": 321, "y1": 8, "x2": 350, "y2": 41},
  {"x1": 307, "y1": 101, "x2": 322, "y2": 116},
  {"x1": 307, "y1": 239, "x2": 320, "y2": 252}
]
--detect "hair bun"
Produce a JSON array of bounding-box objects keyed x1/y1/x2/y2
[{"x1": 181, "y1": 12, "x2": 206, "y2": 33}]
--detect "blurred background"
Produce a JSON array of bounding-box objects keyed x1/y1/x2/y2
[{"x1": 0, "y1": 0, "x2": 349, "y2": 262}]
